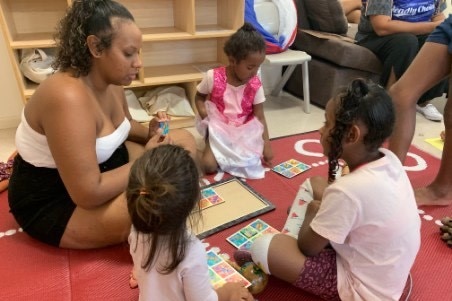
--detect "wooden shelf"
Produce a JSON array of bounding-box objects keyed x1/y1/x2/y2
[{"x1": 0, "y1": 0, "x2": 244, "y2": 129}]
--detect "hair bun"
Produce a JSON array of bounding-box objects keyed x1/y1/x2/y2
[{"x1": 241, "y1": 22, "x2": 257, "y2": 32}]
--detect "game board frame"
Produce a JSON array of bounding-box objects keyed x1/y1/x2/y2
[{"x1": 194, "y1": 177, "x2": 275, "y2": 239}]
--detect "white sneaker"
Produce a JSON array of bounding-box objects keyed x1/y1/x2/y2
[
  {"x1": 416, "y1": 104, "x2": 443, "y2": 121},
  {"x1": 19, "y1": 49, "x2": 55, "y2": 84}
]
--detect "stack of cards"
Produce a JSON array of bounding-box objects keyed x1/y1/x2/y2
[
  {"x1": 281, "y1": 179, "x2": 314, "y2": 238},
  {"x1": 199, "y1": 187, "x2": 225, "y2": 210},
  {"x1": 206, "y1": 250, "x2": 251, "y2": 289},
  {"x1": 272, "y1": 159, "x2": 311, "y2": 178},
  {"x1": 227, "y1": 219, "x2": 279, "y2": 250}
]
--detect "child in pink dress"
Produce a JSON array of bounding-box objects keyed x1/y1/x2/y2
[{"x1": 195, "y1": 23, "x2": 273, "y2": 179}]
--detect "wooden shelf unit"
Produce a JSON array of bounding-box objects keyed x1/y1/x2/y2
[{"x1": 0, "y1": 0, "x2": 244, "y2": 128}]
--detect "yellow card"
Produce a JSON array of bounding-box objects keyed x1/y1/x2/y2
[{"x1": 425, "y1": 137, "x2": 444, "y2": 151}]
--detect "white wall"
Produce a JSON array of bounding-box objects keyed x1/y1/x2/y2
[{"x1": 0, "y1": 28, "x2": 23, "y2": 130}]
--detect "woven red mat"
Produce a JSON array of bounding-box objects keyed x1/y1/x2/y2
[{"x1": 0, "y1": 131, "x2": 451, "y2": 301}]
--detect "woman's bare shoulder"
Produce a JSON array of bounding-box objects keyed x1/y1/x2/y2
[{"x1": 32, "y1": 72, "x2": 91, "y2": 106}]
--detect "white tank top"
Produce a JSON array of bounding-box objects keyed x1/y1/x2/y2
[{"x1": 15, "y1": 110, "x2": 131, "y2": 168}]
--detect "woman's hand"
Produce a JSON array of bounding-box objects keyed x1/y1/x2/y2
[
  {"x1": 145, "y1": 128, "x2": 169, "y2": 150},
  {"x1": 147, "y1": 112, "x2": 169, "y2": 140}
]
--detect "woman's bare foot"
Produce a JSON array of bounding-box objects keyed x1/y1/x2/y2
[{"x1": 415, "y1": 186, "x2": 452, "y2": 206}]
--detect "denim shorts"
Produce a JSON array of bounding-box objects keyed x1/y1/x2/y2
[{"x1": 427, "y1": 14, "x2": 452, "y2": 52}]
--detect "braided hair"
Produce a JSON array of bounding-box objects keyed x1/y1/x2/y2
[
  {"x1": 327, "y1": 79, "x2": 395, "y2": 183},
  {"x1": 53, "y1": 0, "x2": 134, "y2": 76},
  {"x1": 126, "y1": 145, "x2": 200, "y2": 274}
]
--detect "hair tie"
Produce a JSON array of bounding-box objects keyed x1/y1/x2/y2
[{"x1": 139, "y1": 190, "x2": 149, "y2": 196}]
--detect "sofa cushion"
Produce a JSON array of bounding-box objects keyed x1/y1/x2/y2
[
  {"x1": 292, "y1": 29, "x2": 382, "y2": 74},
  {"x1": 303, "y1": 0, "x2": 348, "y2": 34}
]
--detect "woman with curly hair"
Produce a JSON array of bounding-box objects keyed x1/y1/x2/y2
[
  {"x1": 8, "y1": 0, "x2": 196, "y2": 249},
  {"x1": 235, "y1": 79, "x2": 421, "y2": 301}
]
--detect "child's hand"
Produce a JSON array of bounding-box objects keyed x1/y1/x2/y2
[
  {"x1": 305, "y1": 200, "x2": 321, "y2": 220},
  {"x1": 216, "y1": 282, "x2": 254, "y2": 301},
  {"x1": 310, "y1": 176, "x2": 328, "y2": 200}
]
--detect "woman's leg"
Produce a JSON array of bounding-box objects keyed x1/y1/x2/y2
[
  {"x1": 169, "y1": 128, "x2": 198, "y2": 160},
  {"x1": 416, "y1": 76, "x2": 452, "y2": 206},
  {"x1": 389, "y1": 42, "x2": 451, "y2": 163},
  {"x1": 60, "y1": 193, "x2": 131, "y2": 249},
  {"x1": 358, "y1": 33, "x2": 419, "y2": 88},
  {"x1": 201, "y1": 139, "x2": 219, "y2": 174}
]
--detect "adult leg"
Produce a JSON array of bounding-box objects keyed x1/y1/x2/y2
[
  {"x1": 60, "y1": 193, "x2": 131, "y2": 249},
  {"x1": 416, "y1": 76, "x2": 452, "y2": 206},
  {"x1": 388, "y1": 42, "x2": 450, "y2": 163},
  {"x1": 340, "y1": 0, "x2": 361, "y2": 23},
  {"x1": 358, "y1": 33, "x2": 419, "y2": 88},
  {"x1": 169, "y1": 128, "x2": 198, "y2": 159},
  {"x1": 201, "y1": 139, "x2": 219, "y2": 174}
]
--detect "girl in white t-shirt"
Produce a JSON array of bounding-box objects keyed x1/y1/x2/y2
[
  {"x1": 236, "y1": 79, "x2": 421, "y2": 301},
  {"x1": 195, "y1": 23, "x2": 273, "y2": 179},
  {"x1": 127, "y1": 145, "x2": 254, "y2": 301}
]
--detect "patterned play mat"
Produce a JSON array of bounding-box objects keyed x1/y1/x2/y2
[{"x1": 1, "y1": 131, "x2": 451, "y2": 300}]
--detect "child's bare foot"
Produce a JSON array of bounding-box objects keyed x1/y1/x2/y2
[
  {"x1": 440, "y1": 130, "x2": 445, "y2": 141},
  {"x1": 415, "y1": 186, "x2": 452, "y2": 206},
  {"x1": 129, "y1": 272, "x2": 138, "y2": 289}
]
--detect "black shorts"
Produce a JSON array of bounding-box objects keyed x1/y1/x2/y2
[{"x1": 8, "y1": 144, "x2": 129, "y2": 246}]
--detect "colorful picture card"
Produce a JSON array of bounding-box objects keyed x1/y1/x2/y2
[
  {"x1": 272, "y1": 159, "x2": 311, "y2": 178},
  {"x1": 227, "y1": 219, "x2": 279, "y2": 250},
  {"x1": 199, "y1": 187, "x2": 225, "y2": 210},
  {"x1": 206, "y1": 250, "x2": 251, "y2": 289},
  {"x1": 159, "y1": 121, "x2": 169, "y2": 135}
]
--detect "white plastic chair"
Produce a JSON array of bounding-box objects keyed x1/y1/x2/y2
[{"x1": 255, "y1": 0, "x2": 311, "y2": 113}]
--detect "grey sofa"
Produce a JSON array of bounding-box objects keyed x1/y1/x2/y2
[{"x1": 284, "y1": 0, "x2": 382, "y2": 108}]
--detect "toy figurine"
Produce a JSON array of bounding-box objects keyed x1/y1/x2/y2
[
  {"x1": 440, "y1": 217, "x2": 452, "y2": 248},
  {"x1": 228, "y1": 259, "x2": 269, "y2": 294}
]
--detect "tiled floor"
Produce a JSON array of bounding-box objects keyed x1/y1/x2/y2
[{"x1": 0, "y1": 92, "x2": 445, "y2": 162}]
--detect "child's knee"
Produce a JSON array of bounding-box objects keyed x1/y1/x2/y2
[
  {"x1": 202, "y1": 161, "x2": 218, "y2": 174},
  {"x1": 250, "y1": 233, "x2": 276, "y2": 274}
]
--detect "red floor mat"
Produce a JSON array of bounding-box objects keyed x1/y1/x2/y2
[{"x1": 1, "y1": 131, "x2": 451, "y2": 301}]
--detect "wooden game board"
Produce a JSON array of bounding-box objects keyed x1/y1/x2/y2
[{"x1": 194, "y1": 177, "x2": 275, "y2": 239}]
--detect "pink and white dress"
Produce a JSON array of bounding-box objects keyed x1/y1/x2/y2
[{"x1": 197, "y1": 67, "x2": 266, "y2": 179}]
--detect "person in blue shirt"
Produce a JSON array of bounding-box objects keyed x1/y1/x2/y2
[{"x1": 356, "y1": 0, "x2": 448, "y2": 121}]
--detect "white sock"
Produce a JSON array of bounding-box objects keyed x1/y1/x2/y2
[{"x1": 250, "y1": 233, "x2": 276, "y2": 275}]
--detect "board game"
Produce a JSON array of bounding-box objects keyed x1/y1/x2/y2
[
  {"x1": 226, "y1": 219, "x2": 279, "y2": 250},
  {"x1": 272, "y1": 159, "x2": 311, "y2": 178},
  {"x1": 193, "y1": 177, "x2": 275, "y2": 239},
  {"x1": 206, "y1": 250, "x2": 251, "y2": 289}
]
